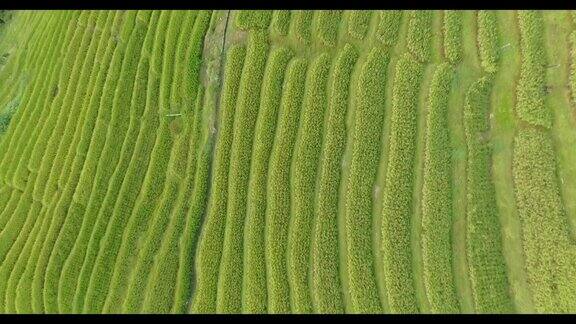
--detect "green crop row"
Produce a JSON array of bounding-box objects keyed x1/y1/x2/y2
[
  {"x1": 344, "y1": 46, "x2": 389, "y2": 313},
  {"x1": 420, "y1": 63, "x2": 459, "y2": 313},
  {"x1": 0, "y1": 13, "x2": 54, "y2": 286},
  {"x1": 27, "y1": 199, "x2": 56, "y2": 312},
  {"x1": 150, "y1": 80, "x2": 205, "y2": 313},
  {"x1": 375, "y1": 10, "x2": 403, "y2": 47},
  {"x1": 287, "y1": 52, "x2": 331, "y2": 314},
  {"x1": 0, "y1": 55, "x2": 45, "y2": 195},
  {"x1": 265, "y1": 58, "x2": 308, "y2": 314},
  {"x1": 570, "y1": 31, "x2": 576, "y2": 106},
  {"x1": 348, "y1": 10, "x2": 371, "y2": 41},
  {"x1": 0, "y1": 181, "x2": 10, "y2": 197},
  {"x1": 104, "y1": 122, "x2": 175, "y2": 313},
  {"x1": 289, "y1": 10, "x2": 313, "y2": 45},
  {"x1": 0, "y1": 11, "x2": 43, "y2": 68},
  {"x1": 15, "y1": 11, "x2": 53, "y2": 68},
  {"x1": 0, "y1": 183, "x2": 28, "y2": 287},
  {"x1": 443, "y1": 10, "x2": 462, "y2": 64},
  {"x1": 191, "y1": 44, "x2": 246, "y2": 314},
  {"x1": 380, "y1": 53, "x2": 423, "y2": 314},
  {"x1": 216, "y1": 30, "x2": 269, "y2": 314},
  {"x1": 125, "y1": 92, "x2": 195, "y2": 313},
  {"x1": 42, "y1": 199, "x2": 86, "y2": 313},
  {"x1": 477, "y1": 10, "x2": 499, "y2": 74},
  {"x1": 512, "y1": 127, "x2": 576, "y2": 313},
  {"x1": 34, "y1": 13, "x2": 108, "y2": 210},
  {"x1": 315, "y1": 10, "x2": 342, "y2": 47},
  {"x1": 516, "y1": 10, "x2": 551, "y2": 129},
  {"x1": 173, "y1": 134, "x2": 212, "y2": 313},
  {"x1": 243, "y1": 46, "x2": 293, "y2": 313},
  {"x1": 463, "y1": 77, "x2": 513, "y2": 313},
  {"x1": 0, "y1": 65, "x2": 24, "y2": 120},
  {"x1": 235, "y1": 10, "x2": 272, "y2": 31},
  {"x1": 60, "y1": 12, "x2": 129, "y2": 206},
  {"x1": 406, "y1": 10, "x2": 433, "y2": 63},
  {"x1": 312, "y1": 43, "x2": 358, "y2": 314},
  {"x1": 270, "y1": 10, "x2": 290, "y2": 37},
  {"x1": 0, "y1": 187, "x2": 13, "y2": 230},
  {"x1": 0, "y1": 191, "x2": 21, "y2": 244},
  {"x1": 0, "y1": 96, "x2": 17, "y2": 136}
]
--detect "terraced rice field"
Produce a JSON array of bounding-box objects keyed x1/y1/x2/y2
[{"x1": 0, "y1": 9, "x2": 576, "y2": 314}]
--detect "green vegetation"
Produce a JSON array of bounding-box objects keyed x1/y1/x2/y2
[
  {"x1": 312, "y1": 44, "x2": 357, "y2": 314},
  {"x1": 191, "y1": 44, "x2": 246, "y2": 314},
  {"x1": 290, "y1": 10, "x2": 313, "y2": 45},
  {"x1": 216, "y1": 30, "x2": 268, "y2": 313},
  {"x1": 420, "y1": 63, "x2": 459, "y2": 313},
  {"x1": 287, "y1": 53, "x2": 330, "y2": 313},
  {"x1": 235, "y1": 10, "x2": 272, "y2": 31},
  {"x1": 477, "y1": 10, "x2": 499, "y2": 73},
  {"x1": 380, "y1": 53, "x2": 423, "y2": 313},
  {"x1": 406, "y1": 10, "x2": 433, "y2": 62},
  {"x1": 345, "y1": 46, "x2": 389, "y2": 313},
  {"x1": 242, "y1": 45, "x2": 293, "y2": 313},
  {"x1": 348, "y1": 11, "x2": 371, "y2": 41},
  {"x1": 265, "y1": 58, "x2": 308, "y2": 313},
  {"x1": 516, "y1": 10, "x2": 551, "y2": 129},
  {"x1": 463, "y1": 77, "x2": 513, "y2": 313},
  {"x1": 375, "y1": 10, "x2": 402, "y2": 47},
  {"x1": 512, "y1": 128, "x2": 576, "y2": 312},
  {"x1": 315, "y1": 10, "x2": 342, "y2": 47},
  {"x1": 270, "y1": 10, "x2": 291, "y2": 37},
  {"x1": 570, "y1": 31, "x2": 576, "y2": 106},
  {"x1": 0, "y1": 9, "x2": 575, "y2": 314},
  {"x1": 443, "y1": 10, "x2": 462, "y2": 64}
]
